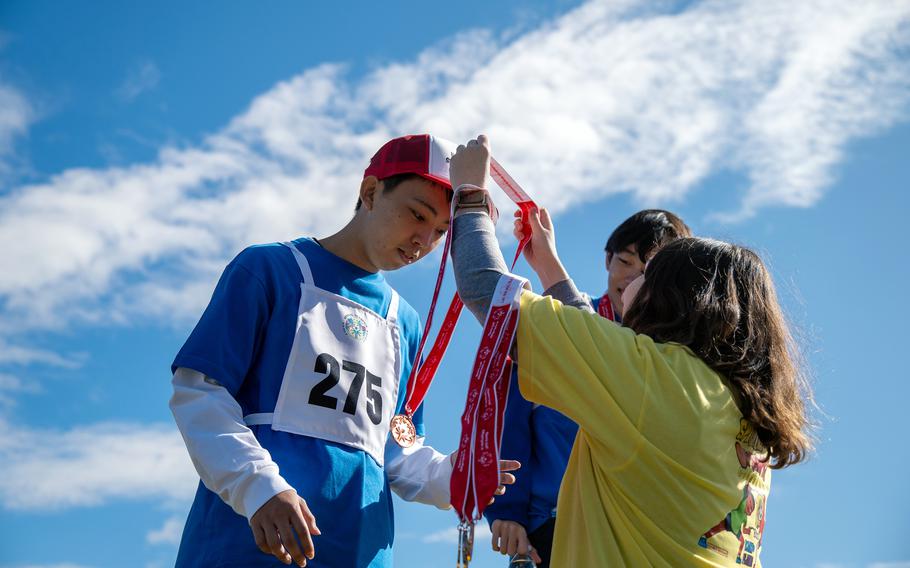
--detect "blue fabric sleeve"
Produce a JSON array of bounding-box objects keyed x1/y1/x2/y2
[
  {"x1": 484, "y1": 368, "x2": 533, "y2": 528},
  {"x1": 171, "y1": 250, "x2": 272, "y2": 396},
  {"x1": 412, "y1": 402, "x2": 427, "y2": 438}
]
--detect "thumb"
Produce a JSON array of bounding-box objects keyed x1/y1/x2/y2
[
  {"x1": 538, "y1": 207, "x2": 553, "y2": 231},
  {"x1": 527, "y1": 208, "x2": 545, "y2": 234}
]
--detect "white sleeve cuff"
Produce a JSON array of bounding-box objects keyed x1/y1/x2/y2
[
  {"x1": 239, "y1": 466, "x2": 296, "y2": 522},
  {"x1": 385, "y1": 436, "x2": 454, "y2": 510}
]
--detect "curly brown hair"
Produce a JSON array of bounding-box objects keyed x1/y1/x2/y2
[{"x1": 623, "y1": 237, "x2": 814, "y2": 468}]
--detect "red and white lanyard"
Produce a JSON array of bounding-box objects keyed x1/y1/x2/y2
[
  {"x1": 390, "y1": 158, "x2": 536, "y2": 448},
  {"x1": 449, "y1": 273, "x2": 526, "y2": 527},
  {"x1": 597, "y1": 293, "x2": 617, "y2": 321}
]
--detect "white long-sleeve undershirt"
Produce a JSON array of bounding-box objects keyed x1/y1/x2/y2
[{"x1": 169, "y1": 367, "x2": 453, "y2": 522}]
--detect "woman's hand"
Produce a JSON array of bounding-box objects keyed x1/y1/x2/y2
[
  {"x1": 514, "y1": 207, "x2": 569, "y2": 290},
  {"x1": 449, "y1": 135, "x2": 491, "y2": 190}
]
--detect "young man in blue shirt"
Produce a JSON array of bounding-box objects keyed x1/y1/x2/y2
[
  {"x1": 170, "y1": 134, "x2": 517, "y2": 567},
  {"x1": 484, "y1": 209, "x2": 690, "y2": 567}
]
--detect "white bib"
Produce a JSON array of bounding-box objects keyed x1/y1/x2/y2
[{"x1": 245, "y1": 242, "x2": 402, "y2": 466}]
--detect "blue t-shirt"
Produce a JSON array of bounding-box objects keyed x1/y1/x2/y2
[
  {"x1": 172, "y1": 238, "x2": 424, "y2": 568},
  {"x1": 484, "y1": 294, "x2": 618, "y2": 535}
]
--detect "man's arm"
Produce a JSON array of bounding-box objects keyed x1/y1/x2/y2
[
  {"x1": 385, "y1": 437, "x2": 520, "y2": 511},
  {"x1": 170, "y1": 367, "x2": 293, "y2": 518},
  {"x1": 384, "y1": 436, "x2": 454, "y2": 509},
  {"x1": 171, "y1": 367, "x2": 319, "y2": 566}
]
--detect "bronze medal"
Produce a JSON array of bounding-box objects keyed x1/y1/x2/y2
[
  {"x1": 456, "y1": 521, "x2": 474, "y2": 567},
  {"x1": 390, "y1": 413, "x2": 417, "y2": 448}
]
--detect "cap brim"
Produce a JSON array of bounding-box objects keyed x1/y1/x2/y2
[{"x1": 418, "y1": 172, "x2": 452, "y2": 190}]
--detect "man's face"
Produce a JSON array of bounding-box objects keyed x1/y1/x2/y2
[
  {"x1": 606, "y1": 245, "x2": 647, "y2": 314},
  {"x1": 361, "y1": 176, "x2": 450, "y2": 271}
]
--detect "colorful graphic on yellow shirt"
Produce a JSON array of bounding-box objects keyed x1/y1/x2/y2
[{"x1": 698, "y1": 419, "x2": 771, "y2": 566}]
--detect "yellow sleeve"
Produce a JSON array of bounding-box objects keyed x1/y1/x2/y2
[{"x1": 516, "y1": 290, "x2": 660, "y2": 467}]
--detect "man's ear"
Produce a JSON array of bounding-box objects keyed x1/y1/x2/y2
[
  {"x1": 360, "y1": 176, "x2": 380, "y2": 211},
  {"x1": 605, "y1": 251, "x2": 614, "y2": 266}
]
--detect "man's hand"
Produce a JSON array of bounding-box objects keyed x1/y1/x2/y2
[
  {"x1": 250, "y1": 489, "x2": 321, "y2": 567},
  {"x1": 449, "y1": 454, "x2": 521, "y2": 503},
  {"x1": 450, "y1": 135, "x2": 491, "y2": 190},
  {"x1": 513, "y1": 207, "x2": 569, "y2": 290},
  {"x1": 490, "y1": 519, "x2": 543, "y2": 564},
  {"x1": 492, "y1": 459, "x2": 521, "y2": 501}
]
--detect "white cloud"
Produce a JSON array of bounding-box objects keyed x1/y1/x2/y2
[
  {"x1": 0, "y1": 373, "x2": 39, "y2": 391},
  {"x1": 146, "y1": 515, "x2": 185, "y2": 546},
  {"x1": 0, "y1": 419, "x2": 198, "y2": 510},
  {"x1": 116, "y1": 60, "x2": 162, "y2": 101},
  {"x1": 0, "y1": 344, "x2": 83, "y2": 410},
  {"x1": 422, "y1": 522, "x2": 492, "y2": 544},
  {"x1": 0, "y1": 339, "x2": 85, "y2": 368},
  {"x1": 0, "y1": 372, "x2": 43, "y2": 409},
  {"x1": 0, "y1": 81, "x2": 34, "y2": 178},
  {"x1": 1, "y1": 565, "x2": 96, "y2": 568},
  {"x1": 0, "y1": 83, "x2": 32, "y2": 153},
  {"x1": 0, "y1": 0, "x2": 907, "y2": 339}
]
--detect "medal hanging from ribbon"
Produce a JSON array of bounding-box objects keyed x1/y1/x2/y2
[
  {"x1": 390, "y1": 156, "x2": 537, "y2": 449},
  {"x1": 450, "y1": 273, "x2": 526, "y2": 568},
  {"x1": 448, "y1": 159, "x2": 536, "y2": 568}
]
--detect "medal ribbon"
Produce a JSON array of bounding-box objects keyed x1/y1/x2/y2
[
  {"x1": 597, "y1": 293, "x2": 616, "y2": 321},
  {"x1": 400, "y1": 158, "x2": 536, "y2": 418},
  {"x1": 450, "y1": 274, "x2": 526, "y2": 523}
]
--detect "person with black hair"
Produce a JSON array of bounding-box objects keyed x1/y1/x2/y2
[
  {"x1": 598, "y1": 209, "x2": 691, "y2": 319},
  {"x1": 168, "y1": 135, "x2": 517, "y2": 568}
]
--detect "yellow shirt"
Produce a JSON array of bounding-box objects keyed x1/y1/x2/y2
[{"x1": 516, "y1": 291, "x2": 771, "y2": 567}]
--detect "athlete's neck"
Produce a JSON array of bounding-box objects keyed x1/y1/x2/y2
[{"x1": 318, "y1": 222, "x2": 379, "y2": 273}]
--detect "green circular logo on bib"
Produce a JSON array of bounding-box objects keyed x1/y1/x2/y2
[{"x1": 343, "y1": 314, "x2": 368, "y2": 342}]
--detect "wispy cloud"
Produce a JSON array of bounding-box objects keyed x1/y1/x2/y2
[
  {"x1": 146, "y1": 515, "x2": 185, "y2": 546},
  {"x1": 1, "y1": 564, "x2": 96, "y2": 568},
  {"x1": 0, "y1": 419, "x2": 197, "y2": 510},
  {"x1": 0, "y1": 340, "x2": 85, "y2": 368},
  {"x1": 0, "y1": 372, "x2": 42, "y2": 409},
  {"x1": 115, "y1": 60, "x2": 161, "y2": 101},
  {"x1": 0, "y1": 81, "x2": 35, "y2": 178},
  {"x1": 0, "y1": 83, "x2": 32, "y2": 153},
  {"x1": 422, "y1": 522, "x2": 492, "y2": 544},
  {"x1": 0, "y1": 0, "x2": 907, "y2": 340},
  {"x1": 811, "y1": 561, "x2": 910, "y2": 568}
]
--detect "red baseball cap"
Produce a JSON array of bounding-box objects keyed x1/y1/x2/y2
[{"x1": 364, "y1": 134, "x2": 457, "y2": 189}]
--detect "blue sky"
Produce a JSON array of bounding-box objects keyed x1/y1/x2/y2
[{"x1": 1, "y1": 1, "x2": 908, "y2": 567}]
